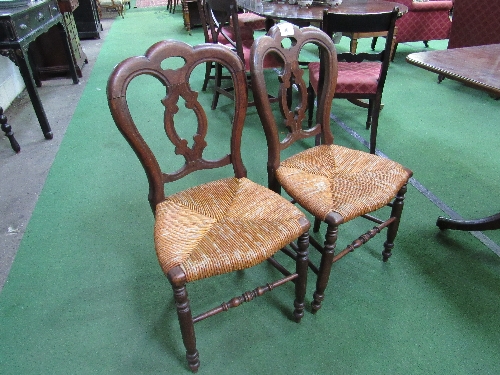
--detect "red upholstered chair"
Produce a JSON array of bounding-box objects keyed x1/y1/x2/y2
[
  {"x1": 447, "y1": 0, "x2": 500, "y2": 49},
  {"x1": 309, "y1": 8, "x2": 399, "y2": 154},
  {"x1": 198, "y1": 0, "x2": 279, "y2": 109},
  {"x1": 235, "y1": 10, "x2": 267, "y2": 31},
  {"x1": 107, "y1": 40, "x2": 310, "y2": 372},
  {"x1": 372, "y1": 0, "x2": 453, "y2": 60}
]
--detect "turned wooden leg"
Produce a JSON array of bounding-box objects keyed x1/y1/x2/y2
[
  {"x1": 0, "y1": 107, "x2": 20, "y2": 153},
  {"x1": 383, "y1": 184, "x2": 407, "y2": 261},
  {"x1": 202, "y1": 62, "x2": 213, "y2": 91},
  {"x1": 211, "y1": 63, "x2": 223, "y2": 110},
  {"x1": 312, "y1": 224, "x2": 338, "y2": 314},
  {"x1": 293, "y1": 231, "x2": 309, "y2": 322},
  {"x1": 168, "y1": 267, "x2": 200, "y2": 372}
]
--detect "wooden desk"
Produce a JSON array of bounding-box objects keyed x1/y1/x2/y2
[
  {"x1": 0, "y1": 0, "x2": 79, "y2": 151},
  {"x1": 406, "y1": 44, "x2": 500, "y2": 231}
]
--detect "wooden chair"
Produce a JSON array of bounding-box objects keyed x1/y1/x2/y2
[
  {"x1": 250, "y1": 23, "x2": 413, "y2": 313},
  {"x1": 107, "y1": 40, "x2": 310, "y2": 372},
  {"x1": 308, "y1": 8, "x2": 399, "y2": 154},
  {"x1": 198, "y1": 0, "x2": 279, "y2": 109},
  {"x1": 96, "y1": 0, "x2": 125, "y2": 18},
  {"x1": 167, "y1": 0, "x2": 179, "y2": 13}
]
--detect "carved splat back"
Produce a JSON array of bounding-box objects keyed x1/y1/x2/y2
[
  {"x1": 107, "y1": 41, "x2": 248, "y2": 212},
  {"x1": 249, "y1": 24, "x2": 338, "y2": 190}
]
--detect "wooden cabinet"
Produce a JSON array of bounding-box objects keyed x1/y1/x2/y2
[
  {"x1": 28, "y1": 2, "x2": 87, "y2": 84},
  {"x1": 73, "y1": 0, "x2": 101, "y2": 39},
  {"x1": 182, "y1": 0, "x2": 201, "y2": 33}
]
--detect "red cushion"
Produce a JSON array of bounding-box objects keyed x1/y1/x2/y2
[
  {"x1": 235, "y1": 12, "x2": 267, "y2": 31},
  {"x1": 208, "y1": 25, "x2": 255, "y2": 44},
  {"x1": 309, "y1": 61, "x2": 381, "y2": 95}
]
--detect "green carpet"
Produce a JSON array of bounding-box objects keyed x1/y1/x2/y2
[{"x1": 1, "y1": 7, "x2": 500, "y2": 374}]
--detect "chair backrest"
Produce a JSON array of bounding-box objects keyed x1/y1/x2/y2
[
  {"x1": 323, "y1": 8, "x2": 399, "y2": 65},
  {"x1": 250, "y1": 23, "x2": 338, "y2": 191},
  {"x1": 107, "y1": 40, "x2": 248, "y2": 212}
]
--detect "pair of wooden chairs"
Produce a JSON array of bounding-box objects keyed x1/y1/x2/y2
[{"x1": 107, "y1": 21, "x2": 412, "y2": 373}]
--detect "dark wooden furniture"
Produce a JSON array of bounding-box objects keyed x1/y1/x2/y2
[
  {"x1": 250, "y1": 22, "x2": 412, "y2": 313},
  {"x1": 107, "y1": 39, "x2": 310, "y2": 372},
  {"x1": 406, "y1": 44, "x2": 500, "y2": 232},
  {"x1": 29, "y1": 0, "x2": 87, "y2": 83},
  {"x1": 198, "y1": 0, "x2": 279, "y2": 109},
  {"x1": 0, "y1": 106, "x2": 20, "y2": 153},
  {"x1": 73, "y1": 0, "x2": 101, "y2": 39},
  {"x1": 181, "y1": 0, "x2": 201, "y2": 33},
  {"x1": 0, "y1": 0, "x2": 79, "y2": 142},
  {"x1": 237, "y1": 0, "x2": 408, "y2": 27},
  {"x1": 406, "y1": 44, "x2": 500, "y2": 100},
  {"x1": 308, "y1": 8, "x2": 399, "y2": 154}
]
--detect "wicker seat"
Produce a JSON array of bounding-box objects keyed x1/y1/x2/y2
[
  {"x1": 250, "y1": 23, "x2": 413, "y2": 314},
  {"x1": 107, "y1": 40, "x2": 310, "y2": 372},
  {"x1": 308, "y1": 9, "x2": 400, "y2": 154}
]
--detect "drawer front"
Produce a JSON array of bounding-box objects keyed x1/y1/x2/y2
[{"x1": 11, "y1": 0, "x2": 60, "y2": 41}]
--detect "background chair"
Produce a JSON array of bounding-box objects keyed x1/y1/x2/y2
[
  {"x1": 96, "y1": 0, "x2": 125, "y2": 18},
  {"x1": 167, "y1": 0, "x2": 179, "y2": 13},
  {"x1": 447, "y1": 0, "x2": 500, "y2": 49},
  {"x1": 107, "y1": 40, "x2": 310, "y2": 372},
  {"x1": 371, "y1": 0, "x2": 453, "y2": 60},
  {"x1": 198, "y1": 0, "x2": 279, "y2": 109},
  {"x1": 308, "y1": 8, "x2": 399, "y2": 154},
  {"x1": 251, "y1": 23, "x2": 412, "y2": 313}
]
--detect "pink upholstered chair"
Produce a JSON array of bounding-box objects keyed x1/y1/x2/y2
[
  {"x1": 198, "y1": 0, "x2": 279, "y2": 109},
  {"x1": 372, "y1": 0, "x2": 453, "y2": 60},
  {"x1": 447, "y1": 0, "x2": 500, "y2": 49},
  {"x1": 309, "y1": 8, "x2": 400, "y2": 154}
]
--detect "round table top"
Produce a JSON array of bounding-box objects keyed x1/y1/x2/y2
[{"x1": 237, "y1": 0, "x2": 408, "y2": 22}]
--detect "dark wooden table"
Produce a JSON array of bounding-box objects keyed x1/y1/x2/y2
[
  {"x1": 406, "y1": 44, "x2": 500, "y2": 231},
  {"x1": 237, "y1": 0, "x2": 407, "y2": 27},
  {"x1": 406, "y1": 44, "x2": 500, "y2": 98},
  {"x1": 0, "y1": 0, "x2": 79, "y2": 152}
]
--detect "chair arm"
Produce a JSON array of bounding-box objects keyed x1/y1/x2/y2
[{"x1": 410, "y1": 1, "x2": 453, "y2": 12}]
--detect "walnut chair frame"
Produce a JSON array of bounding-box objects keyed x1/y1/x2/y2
[
  {"x1": 107, "y1": 40, "x2": 310, "y2": 372},
  {"x1": 250, "y1": 23, "x2": 413, "y2": 313},
  {"x1": 308, "y1": 9, "x2": 399, "y2": 154}
]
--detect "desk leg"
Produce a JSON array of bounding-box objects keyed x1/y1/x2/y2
[
  {"x1": 14, "y1": 48, "x2": 53, "y2": 139},
  {"x1": 436, "y1": 213, "x2": 500, "y2": 231}
]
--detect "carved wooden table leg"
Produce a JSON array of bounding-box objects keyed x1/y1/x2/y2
[
  {"x1": 0, "y1": 106, "x2": 21, "y2": 153},
  {"x1": 436, "y1": 213, "x2": 500, "y2": 231}
]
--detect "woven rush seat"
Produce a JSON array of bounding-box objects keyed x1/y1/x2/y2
[
  {"x1": 250, "y1": 23, "x2": 413, "y2": 314},
  {"x1": 155, "y1": 177, "x2": 307, "y2": 282},
  {"x1": 276, "y1": 145, "x2": 412, "y2": 224},
  {"x1": 107, "y1": 40, "x2": 311, "y2": 372},
  {"x1": 309, "y1": 61, "x2": 381, "y2": 94}
]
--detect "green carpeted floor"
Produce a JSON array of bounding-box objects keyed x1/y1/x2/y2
[{"x1": 1, "y1": 6, "x2": 499, "y2": 374}]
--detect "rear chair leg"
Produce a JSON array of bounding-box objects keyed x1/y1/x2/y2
[{"x1": 294, "y1": 232, "x2": 309, "y2": 322}]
